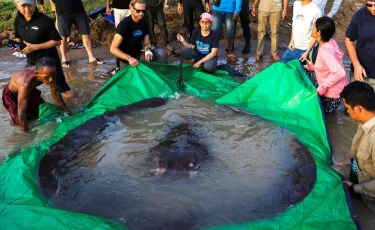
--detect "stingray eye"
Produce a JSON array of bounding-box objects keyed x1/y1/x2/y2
[{"x1": 188, "y1": 162, "x2": 194, "y2": 168}]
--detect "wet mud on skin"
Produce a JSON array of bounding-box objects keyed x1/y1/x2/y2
[
  {"x1": 38, "y1": 96, "x2": 316, "y2": 229},
  {"x1": 0, "y1": 35, "x2": 374, "y2": 228}
]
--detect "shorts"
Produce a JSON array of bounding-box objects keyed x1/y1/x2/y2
[{"x1": 57, "y1": 13, "x2": 90, "y2": 37}]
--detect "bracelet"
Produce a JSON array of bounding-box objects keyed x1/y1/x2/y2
[{"x1": 145, "y1": 50, "x2": 153, "y2": 56}]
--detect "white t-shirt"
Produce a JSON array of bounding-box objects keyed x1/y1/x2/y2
[{"x1": 292, "y1": 1, "x2": 322, "y2": 50}]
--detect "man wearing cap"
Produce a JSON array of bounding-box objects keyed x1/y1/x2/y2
[
  {"x1": 13, "y1": 0, "x2": 73, "y2": 97},
  {"x1": 110, "y1": 0, "x2": 168, "y2": 70},
  {"x1": 177, "y1": 13, "x2": 219, "y2": 73}
]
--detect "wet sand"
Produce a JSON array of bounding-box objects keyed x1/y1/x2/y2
[{"x1": 0, "y1": 35, "x2": 374, "y2": 228}]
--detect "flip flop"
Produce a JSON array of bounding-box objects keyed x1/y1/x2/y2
[
  {"x1": 68, "y1": 41, "x2": 84, "y2": 49},
  {"x1": 226, "y1": 53, "x2": 238, "y2": 62},
  {"x1": 61, "y1": 61, "x2": 70, "y2": 68},
  {"x1": 89, "y1": 58, "x2": 105, "y2": 65},
  {"x1": 107, "y1": 67, "x2": 120, "y2": 76}
]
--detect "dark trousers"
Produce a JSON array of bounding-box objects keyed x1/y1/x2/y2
[
  {"x1": 182, "y1": 0, "x2": 204, "y2": 38},
  {"x1": 235, "y1": 0, "x2": 251, "y2": 40},
  {"x1": 147, "y1": 4, "x2": 169, "y2": 46}
]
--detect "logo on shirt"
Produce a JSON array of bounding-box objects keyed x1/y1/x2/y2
[
  {"x1": 31, "y1": 26, "x2": 39, "y2": 30},
  {"x1": 196, "y1": 41, "x2": 211, "y2": 55},
  {"x1": 295, "y1": 14, "x2": 305, "y2": 21},
  {"x1": 133, "y1": 30, "x2": 143, "y2": 37}
]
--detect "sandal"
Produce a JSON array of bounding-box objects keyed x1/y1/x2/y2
[
  {"x1": 61, "y1": 61, "x2": 70, "y2": 68},
  {"x1": 68, "y1": 41, "x2": 84, "y2": 49},
  {"x1": 107, "y1": 67, "x2": 120, "y2": 76},
  {"x1": 89, "y1": 58, "x2": 105, "y2": 65},
  {"x1": 226, "y1": 53, "x2": 238, "y2": 62}
]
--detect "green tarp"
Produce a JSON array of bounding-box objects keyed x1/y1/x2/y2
[{"x1": 0, "y1": 60, "x2": 356, "y2": 229}]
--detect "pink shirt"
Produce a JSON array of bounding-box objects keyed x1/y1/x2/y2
[{"x1": 313, "y1": 39, "x2": 348, "y2": 98}]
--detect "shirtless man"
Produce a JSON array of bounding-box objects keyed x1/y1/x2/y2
[{"x1": 2, "y1": 57, "x2": 71, "y2": 132}]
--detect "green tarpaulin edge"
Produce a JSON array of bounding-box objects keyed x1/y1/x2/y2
[{"x1": 0, "y1": 60, "x2": 356, "y2": 230}]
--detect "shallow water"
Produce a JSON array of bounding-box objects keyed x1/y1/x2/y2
[
  {"x1": 39, "y1": 96, "x2": 315, "y2": 229},
  {"x1": 0, "y1": 49, "x2": 373, "y2": 229}
]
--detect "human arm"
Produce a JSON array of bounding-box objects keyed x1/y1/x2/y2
[
  {"x1": 37, "y1": 0, "x2": 47, "y2": 14},
  {"x1": 106, "y1": 0, "x2": 111, "y2": 15},
  {"x1": 164, "y1": 0, "x2": 170, "y2": 9},
  {"x1": 176, "y1": 34, "x2": 195, "y2": 49},
  {"x1": 17, "y1": 87, "x2": 29, "y2": 132},
  {"x1": 251, "y1": 0, "x2": 259, "y2": 16},
  {"x1": 110, "y1": 34, "x2": 139, "y2": 66},
  {"x1": 177, "y1": 0, "x2": 183, "y2": 15},
  {"x1": 281, "y1": 0, "x2": 287, "y2": 20},
  {"x1": 22, "y1": 40, "x2": 61, "y2": 55},
  {"x1": 327, "y1": 0, "x2": 342, "y2": 18},
  {"x1": 143, "y1": 35, "x2": 153, "y2": 61},
  {"x1": 352, "y1": 143, "x2": 375, "y2": 195},
  {"x1": 205, "y1": 0, "x2": 210, "y2": 12},
  {"x1": 50, "y1": 83, "x2": 71, "y2": 115},
  {"x1": 193, "y1": 48, "x2": 218, "y2": 68},
  {"x1": 316, "y1": 49, "x2": 347, "y2": 96},
  {"x1": 233, "y1": 0, "x2": 242, "y2": 20},
  {"x1": 288, "y1": 29, "x2": 294, "y2": 51},
  {"x1": 345, "y1": 37, "x2": 366, "y2": 82},
  {"x1": 299, "y1": 37, "x2": 317, "y2": 62}
]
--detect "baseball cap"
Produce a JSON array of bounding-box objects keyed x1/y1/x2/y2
[
  {"x1": 200, "y1": 13, "x2": 213, "y2": 23},
  {"x1": 14, "y1": 0, "x2": 35, "y2": 6}
]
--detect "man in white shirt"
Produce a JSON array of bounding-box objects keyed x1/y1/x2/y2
[
  {"x1": 281, "y1": 0, "x2": 321, "y2": 64},
  {"x1": 313, "y1": 0, "x2": 342, "y2": 18}
]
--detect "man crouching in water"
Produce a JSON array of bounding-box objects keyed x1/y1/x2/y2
[{"x1": 2, "y1": 57, "x2": 72, "y2": 132}]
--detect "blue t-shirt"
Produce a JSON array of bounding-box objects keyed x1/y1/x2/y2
[
  {"x1": 191, "y1": 29, "x2": 220, "y2": 56},
  {"x1": 345, "y1": 7, "x2": 375, "y2": 79}
]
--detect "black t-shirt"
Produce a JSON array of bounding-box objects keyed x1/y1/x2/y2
[
  {"x1": 112, "y1": 0, "x2": 130, "y2": 9},
  {"x1": 52, "y1": 0, "x2": 86, "y2": 15},
  {"x1": 346, "y1": 7, "x2": 375, "y2": 79},
  {"x1": 190, "y1": 28, "x2": 219, "y2": 56},
  {"x1": 116, "y1": 16, "x2": 149, "y2": 60},
  {"x1": 14, "y1": 10, "x2": 62, "y2": 66}
]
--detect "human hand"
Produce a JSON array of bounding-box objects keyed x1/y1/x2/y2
[
  {"x1": 39, "y1": 5, "x2": 47, "y2": 14},
  {"x1": 232, "y1": 14, "x2": 239, "y2": 21},
  {"x1": 205, "y1": 3, "x2": 210, "y2": 12},
  {"x1": 177, "y1": 34, "x2": 185, "y2": 43},
  {"x1": 344, "y1": 181, "x2": 354, "y2": 187},
  {"x1": 177, "y1": 3, "x2": 183, "y2": 15},
  {"x1": 106, "y1": 6, "x2": 111, "y2": 15},
  {"x1": 129, "y1": 57, "x2": 139, "y2": 66},
  {"x1": 22, "y1": 41, "x2": 37, "y2": 54},
  {"x1": 282, "y1": 9, "x2": 287, "y2": 20},
  {"x1": 251, "y1": 8, "x2": 256, "y2": 17},
  {"x1": 164, "y1": 4, "x2": 169, "y2": 10},
  {"x1": 145, "y1": 50, "x2": 153, "y2": 61},
  {"x1": 288, "y1": 40, "x2": 295, "y2": 51},
  {"x1": 299, "y1": 52, "x2": 309, "y2": 62},
  {"x1": 353, "y1": 63, "x2": 367, "y2": 82},
  {"x1": 193, "y1": 62, "x2": 201, "y2": 68}
]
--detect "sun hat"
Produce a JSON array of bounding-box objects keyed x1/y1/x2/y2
[
  {"x1": 14, "y1": 0, "x2": 34, "y2": 5},
  {"x1": 200, "y1": 13, "x2": 213, "y2": 23}
]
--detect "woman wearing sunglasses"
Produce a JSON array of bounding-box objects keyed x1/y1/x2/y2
[
  {"x1": 176, "y1": 13, "x2": 219, "y2": 73},
  {"x1": 304, "y1": 16, "x2": 348, "y2": 114}
]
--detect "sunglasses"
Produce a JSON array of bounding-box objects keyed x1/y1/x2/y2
[
  {"x1": 200, "y1": 20, "x2": 211, "y2": 25},
  {"x1": 366, "y1": 3, "x2": 375, "y2": 7},
  {"x1": 132, "y1": 7, "x2": 147, "y2": 14}
]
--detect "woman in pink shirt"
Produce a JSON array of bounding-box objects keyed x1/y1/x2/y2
[{"x1": 305, "y1": 16, "x2": 348, "y2": 114}]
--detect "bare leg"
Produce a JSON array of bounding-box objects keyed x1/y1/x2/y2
[
  {"x1": 82, "y1": 35, "x2": 104, "y2": 64},
  {"x1": 60, "y1": 37, "x2": 69, "y2": 67}
]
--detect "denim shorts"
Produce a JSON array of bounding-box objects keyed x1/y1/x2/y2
[{"x1": 211, "y1": 10, "x2": 235, "y2": 38}]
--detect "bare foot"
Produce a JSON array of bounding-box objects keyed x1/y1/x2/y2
[
  {"x1": 61, "y1": 90, "x2": 74, "y2": 98},
  {"x1": 254, "y1": 54, "x2": 262, "y2": 61},
  {"x1": 272, "y1": 54, "x2": 281, "y2": 61}
]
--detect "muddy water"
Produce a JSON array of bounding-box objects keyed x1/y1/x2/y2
[
  {"x1": 39, "y1": 96, "x2": 315, "y2": 229},
  {"x1": 0, "y1": 47, "x2": 373, "y2": 229}
]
